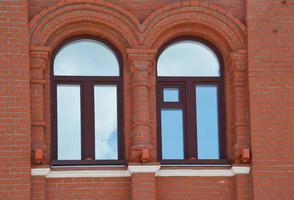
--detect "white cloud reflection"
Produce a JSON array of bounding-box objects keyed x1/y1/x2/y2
[
  {"x1": 54, "y1": 39, "x2": 119, "y2": 76},
  {"x1": 157, "y1": 40, "x2": 220, "y2": 77},
  {"x1": 94, "y1": 85, "x2": 118, "y2": 160},
  {"x1": 56, "y1": 84, "x2": 119, "y2": 161}
]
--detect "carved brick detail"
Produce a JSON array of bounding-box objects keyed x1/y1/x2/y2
[
  {"x1": 30, "y1": 47, "x2": 50, "y2": 165},
  {"x1": 127, "y1": 49, "x2": 156, "y2": 162}
]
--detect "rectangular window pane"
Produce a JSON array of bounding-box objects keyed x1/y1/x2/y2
[
  {"x1": 163, "y1": 88, "x2": 179, "y2": 102},
  {"x1": 57, "y1": 84, "x2": 81, "y2": 160},
  {"x1": 94, "y1": 85, "x2": 118, "y2": 160},
  {"x1": 196, "y1": 85, "x2": 219, "y2": 159},
  {"x1": 161, "y1": 109, "x2": 184, "y2": 159}
]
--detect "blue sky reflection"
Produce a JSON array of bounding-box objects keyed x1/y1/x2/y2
[
  {"x1": 158, "y1": 40, "x2": 220, "y2": 77},
  {"x1": 196, "y1": 85, "x2": 219, "y2": 159},
  {"x1": 161, "y1": 109, "x2": 184, "y2": 159},
  {"x1": 54, "y1": 39, "x2": 119, "y2": 76}
]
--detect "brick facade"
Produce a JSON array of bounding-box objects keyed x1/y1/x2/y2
[{"x1": 0, "y1": 0, "x2": 293, "y2": 199}]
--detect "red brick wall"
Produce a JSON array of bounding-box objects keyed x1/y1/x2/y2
[
  {"x1": 32, "y1": 176, "x2": 130, "y2": 200},
  {"x1": 46, "y1": 177, "x2": 130, "y2": 200},
  {"x1": 28, "y1": 0, "x2": 245, "y2": 22},
  {"x1": 0, "y1": 1, "x2": 31, "y2": 199},
  {"x1": 156, "y1": 177, "x2": 235, "y2": 200},
  {"x1": 247, "y1": 0, "x2": 294, "y2": 199},
  {"x1": 1, "y1": 0, "x2": 294, "y2": 200}
]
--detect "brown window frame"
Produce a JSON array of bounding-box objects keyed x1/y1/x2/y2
[
  {"x1": 156, "y1": 37, "x2": 228, "y2": 165},
  {"x1": 51, "y1": 37, "x2": 125, "y2": 166}
]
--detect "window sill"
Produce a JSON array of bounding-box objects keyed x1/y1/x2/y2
[{"x1": 31, "y1": 164, "x2": 250, "y2": 178}]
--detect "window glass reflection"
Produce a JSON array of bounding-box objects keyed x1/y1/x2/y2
[
  {"x1": 196, "y1": 85, "x2": 219, "y2": 159},
  {"x1": 54, "y1": 39, "x2": 119, "y2": 76},
  {"x1": 158, "y1": 40, "x2": 220, "y2": 77},
  {"x1": 161, "y1": 109, "x2": 184, "y2": 159},
  {"x1": 57, "y1": 85, "x2": 81, "y2": 160},
  {"x1": 94, "y1": 85, "x2": 118, "y2": 160},
  {"x1": 163, "y1": 88, "x2": 179, "y2": 102}
]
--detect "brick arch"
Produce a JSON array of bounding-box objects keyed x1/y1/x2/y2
[
  {"x1": 29, "y1": 0, "x2": 141, "y2": 48},
  {"x1": 148, "y1": 23, "x2": 233, "y2": 58},
  {"x1": 142, "y1": 1, "x2": 249, "y2": 163},
  {"x1": 142, "y1": 1, "x2": 246, "y2": 52},
  {"x1": 44, "y1": 22, "x2": 130, "y2": 56},
  {"x1": 29, "y1": 0, "x2": 142, "y2": 165}
]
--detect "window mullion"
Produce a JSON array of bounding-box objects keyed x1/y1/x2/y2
[
  {"x1": 185, "y1": 80, "x2": 197, "y2": 159},
  {"x1": 218, "y1": 82, "x2": 226, "y2": 159},
  {"x1": 82, "y1": 80, "x2": 95, "y2": 160}
]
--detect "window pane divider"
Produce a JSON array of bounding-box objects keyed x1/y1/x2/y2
[{"x1": 185, "y1": 81, "x2": 197, "y2": 159}]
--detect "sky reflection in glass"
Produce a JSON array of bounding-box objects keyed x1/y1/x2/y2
[
  {"x1": 157, "y1": 41, "x2": 220, "y2": 77},
  {"x1": 54, "y1": 39, "x2": 119, "y2": 76},
  {"x1": 57, "y1": 85, "x2": 81, "y2": 160},
  {"x1": 196, "y1": 85, "x2": 219, "y2": 159},
  {"x1": 163, "y1": 88, "x2": 179, "y2": 102},
  {"x1": 94, "y1": 85, "x2": 118, "y2": 160},
  {"x1": 161, "y1": 109, "x2": 184, "y2": 159}
]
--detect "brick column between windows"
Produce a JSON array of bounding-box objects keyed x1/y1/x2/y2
[
  {"x1": 235, "y1": 174, "x2": 252, "y2": 200},
  {"x1": 230, "y1": 50, "x2": 252, "y2": 200},
  {"x1": 229, "y1": 50, "x2": 250, "y2": 163},
  {"x1": 30, "y1": 47, "x2": 50, "y2": 200},
  {"x1": 131, "y1": 173, "x2": 156, "y2": 200},
  {"x1": 30, "y1": 47, "x2": 50, "y2": 166},
  {"x1": 127, "y1": 49, "x2": 156, "y2": 162}
]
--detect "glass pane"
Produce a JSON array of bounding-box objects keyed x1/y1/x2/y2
[
  {"x1": 163, "y1": 88, "x2": 179, "y2": 102},
  {"x1": 57, "y1": 85, "x2": 81, "y2": 160},
  {"x1": 161, "y1": 109, "x2": 184, "y2": 159},
  {"x1": 196, "y1": 85, "x2": 219, "y2": 159},
  {"x1": 94, "y1": 85, "x2": 118, "y2": 160},
  {"x1": 158, "y1": 40, "x2": 220, "y2": 77},
  {"x1": 54, "y1": 39, "x2": 119, "y2": 76}
]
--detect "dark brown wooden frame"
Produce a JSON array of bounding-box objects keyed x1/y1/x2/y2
[
  {"x1": 51, "y1": 37, "x2": 125, "y2": 166},
  {"x1": 156, "y1": 37, "x2": 229, "y2": 165}
]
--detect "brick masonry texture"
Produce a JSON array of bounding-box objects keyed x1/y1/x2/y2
[
  {"x1": 28, "y1": 0, "x2": 245, "y2": 22},
  {"x1": 247, "y1": 0, "x2": 294, "y2": 199},
  {"x1": 0, "y1": 0, "x2": 31, "y2": 200},
  {"x1": 0, "y1": 0, "x2": 293, "y2": 200}
]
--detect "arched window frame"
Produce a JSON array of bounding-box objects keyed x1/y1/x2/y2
[
  {"x1": 51, "y1": 37, "x2": 125, "y2": 166},
  {"x1": 156, "y1": 37, "x2": 227, "y2": 164}
]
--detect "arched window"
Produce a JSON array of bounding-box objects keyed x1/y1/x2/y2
[
  {"x1": 157, "y1": 39, "x2": 226, "y2": 164},
  {"x1": 52, "y1": 39, "x2": 124, "y2": 165}
]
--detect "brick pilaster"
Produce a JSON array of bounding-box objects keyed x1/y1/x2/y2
[{"x1": 127, "y1": 49, "x2": 156, "y2": 162}]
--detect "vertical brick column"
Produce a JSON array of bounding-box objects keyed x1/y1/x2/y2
[
  {"x1": 131, "y1": 173, "x2": 156, "y2": 200},
  {"x1": 30, "y1": 47, "x2": 50, "y2": 166},
  {"x1": 32, "y1": 176, "x2": 47, "y2": 200},
  {"x1": 229, "y1": 50, "x2": 250, "y2": 163},
  {"x1": 247, "y1": 1, "x2": 294, "y2": 199},
  {"x1": 127, "y1": 49, "x2": 156, "y2": 162},
  {"x1": 235, "y1": 174, "x2": 252, "y2": 200},
  {"x1": 229, "y1": 50, "x2": 252, "y2": 200},
  {"x1": 0, "y1": 0, "x2": 31, "y2": 199},
  {"x1": 129, "y1": 166, "x2": 160, "y2": 200},
  {"x1": 30, "y1": 48, "x2": 50, "y2": 200}
]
